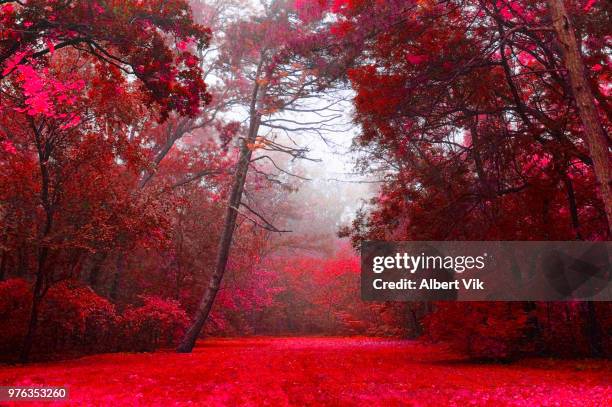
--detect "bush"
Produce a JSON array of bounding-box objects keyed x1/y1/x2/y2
[
  {"x1": 424, "y1": 302, "x2": 528, "y2": 360},
  {"x1": 0, "y1": 279, "x2": 31, "y2": 355},
  {"x1": 38, "y1": 280, "x2": 118, "y2": 354},
  {"x1": 534, "y1": 302, "x2": 612, "y2": 358},
  {"x1": 0, "y1": 279, "x2": 189, "y2": 360},
  {"x1": 119, "y1": 296, "x2": 189, "y2": 352}
]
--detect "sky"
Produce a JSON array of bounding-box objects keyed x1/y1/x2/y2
[{"x1": 191, "y1": 0, "x2": 380, "y2": 247}]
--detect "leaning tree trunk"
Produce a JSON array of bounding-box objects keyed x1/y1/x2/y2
[
  {"x1": 548, "y1": 0, "x2": 612, "y2": 236},
  {"x1": 177, "y1": 81, "x2": 264, "y2": 353}
]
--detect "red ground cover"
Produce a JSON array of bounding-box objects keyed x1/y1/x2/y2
[{"x1": 0, "y1": 338, "x2": 610, "y2": 406}]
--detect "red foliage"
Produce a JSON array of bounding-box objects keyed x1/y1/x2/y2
[
  {"x1": 0, "y1": 338, "x2": 610, "y2": 405},
  {"x1": 0, "y1": 279, "x2": 31, "y2": 355},
  {"x1": 0, "y1": 279, "x2": 117, "y2": 359},
  {"x1": 533, "y1": 302, "x2": 612, "y2": 358},
  {"x1": 120, "y1": 296, "x2": 189, "y2": 352},
  {"x1": 0, "y1": 279, "x2": 189, "y2": 360},
  {"x1": 38, "y1": 281, "x2": 118, "y2": 354},
  {"x1": 239, "y1": 247, "x2": 408, "y2": 337},
  {"x1": 424, "y1": 302, "x2": 529, "y2": 360},
  {"x1": 330, "y1": 0, "x2": 611, "y2": 361},
  {"x1": 1, "y1": 0, "x2": 211, "y2": 119},
  {"x1": 0, "y1": 0, "x2": 610, "y2": 371},
  {"x1": 335, "y1": 0, "x2": 610, "y2": 242},
  {"x1": 424, "y1": 301, "x2": 612, "y2": 360}
]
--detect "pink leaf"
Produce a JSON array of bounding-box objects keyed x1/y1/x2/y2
[
  {"x1": 584, "y1": 0, "x2": 597, "y2": 12},
  {"x1": 177, "y1": 41, "x2": 188, "y2": 51},
  {"x1": 406, "y1": 54, "x2": 428, "y2": 65},
  {"x1": 45, "y1": 38, "x2": 55, "y2": 54},
  {"x1": 2, "y1": 140, "x2": 17, "y2": 154}
]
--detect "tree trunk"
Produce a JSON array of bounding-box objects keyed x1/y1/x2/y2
[
  {"x1": 563, "y1": 174, "x2": 583, "y2": 240},
  {"x1": 87, "y1": 251, "x2": 108, "y2": 290},
  {"x1": 0, "y1": 250, "x2": 6, "y2": 281},
  {"x1": 584, "y1": 301, "x2": 603, "y2": 357},
  {"x1": 19, "y1": 262, "x2": 45, "y2": 363},
  {"x1": 21, "y1": 220, "x2": 51, "y2": 362},
  {"x1": 548, "y1": 0, "x2": 612, "y2": 236},
  {"x1": 177, "y1": 80, "x2": 264, "y2": 353},
  {"x1": 17, "y1": 244, "x2": 27, "y2": 277},
  {"x1": 138, "y1": 117, "x2": 192, "y2": 189},
  {"x1": 109, "y1": 253, "x2": 125, "y2": 302},
  {"x1": 21, "y1": 120, "x2": 54, "y2": 363}
]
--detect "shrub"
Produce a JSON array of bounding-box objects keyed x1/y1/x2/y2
[
  {"x1": 424, "y1": 302, "x2": 528, "y2": 360},
  {"x1": 534, "y1": 302, "x2": 612, "y2": 358},
  {"x1": 0, "y1": 279, "x2": 31, "y2": 355},
  {"x1": 119, "y1": 296, "x2": 189, "y2": 352},
  {"x1": 38, "y1": 280, "x2": 118, "y2": 354},
  {"x1": 0, "y1": 279, "x2": 189, "y2": 360}
]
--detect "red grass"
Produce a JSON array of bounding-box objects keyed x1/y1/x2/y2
[{"x1": 0, "y1": 338, "x2": 610, "y2": 406}]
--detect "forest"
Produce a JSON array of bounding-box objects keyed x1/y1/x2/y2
[{"x1": 0, "y1": 0, "x2": 610, "y2": 405}]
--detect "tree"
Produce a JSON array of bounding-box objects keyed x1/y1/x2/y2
[
  {"x1": 0, "y1": 59, "x2": 179, "y2": 361},
  {"x1": 178, "y1": 0, "x2": 343, "y2": 352},
  {"x1": 0, "y1": 1, "x2": 213, "y2": 362},
  {"x1": 547, "y1": 0, "x2": 612, "y2": 236},
  {"x1": 0, "y1": 0, "x2": 211, "y2": 119},
  {"x1": 329, "y1": 0, "x2": 610, "y2": 241},
  {"x1": 328, "y1": 0, "x2": 611, "y2": 357}
]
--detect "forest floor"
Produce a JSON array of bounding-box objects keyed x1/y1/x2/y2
[{"x1": 0, "y1": 337, "x2": 610, "y2": 406}]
